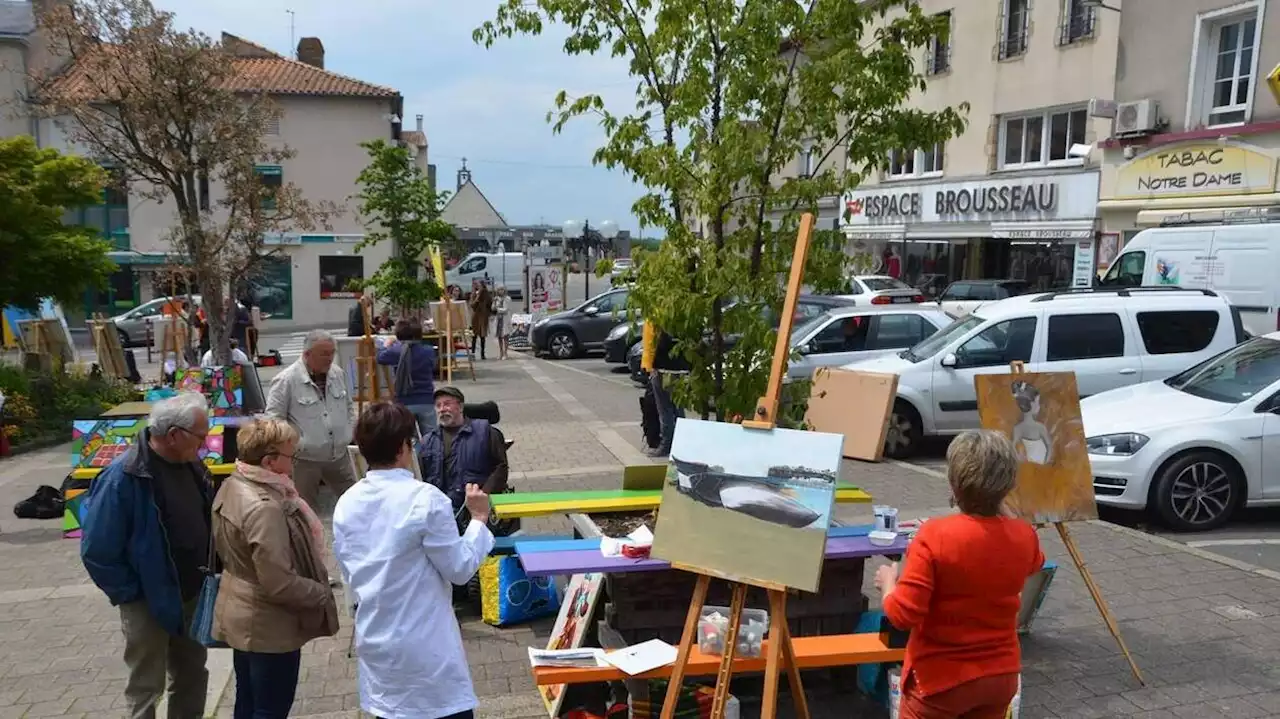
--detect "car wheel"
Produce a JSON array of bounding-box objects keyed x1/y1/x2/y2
[
  {"x1": 1153, "y1": 451, "x2": 1243, "y2": 532},
  {"x1": 547, "y1": 330, "x2": 578, "y2": 359},
  {"x1": 883, "y1": 400, "x2": 922, "y2": 459},
  {"x1": 117, "y1": 328, "x2": 131, "y2": 347}
]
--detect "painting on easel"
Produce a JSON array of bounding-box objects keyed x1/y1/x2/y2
[
  {"x1": 175, "y1": 366, "x2": 245, "y2": 416},
  {"x1": 975, "y1": 371, "x2": 1096, "y2": 523},
  {"x1": 71, "y1": 418, "x2": 146, "y2": 468},
  {"x1": 649, "y1": 418, "x2": 843, "y2": 593},
  {"x1": 538, "y1": 572, "x2": 604, "y2": 718}
]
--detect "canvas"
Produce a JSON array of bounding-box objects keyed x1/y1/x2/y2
[
  {"x1": 975, "y1": 371, "x2": 1097, "y2": 523},
  {"x1": 538, "y1": 572, "x2": 605, "y2": 718},
  {"x1": 174, "y1": 366, "x2": 244, "y2": 416},
  {"x1": 649, "y1": 418, "x2": 843, "y2": 593},
  {"x1": 804, "y1": 368, "x2": 899, "y2": 461},
  {"x1": 71, "y1": 418, "x2": 146, "y2": 468}
]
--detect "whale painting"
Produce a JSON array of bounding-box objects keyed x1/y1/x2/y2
[{"x1": 650, "y1": 418, "x2": 843, "y2": 592}]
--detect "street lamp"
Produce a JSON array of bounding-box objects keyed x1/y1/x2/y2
[{"x1": 562, "y1": 218, "x2": 619, "y2": 302}]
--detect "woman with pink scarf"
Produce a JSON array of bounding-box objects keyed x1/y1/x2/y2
[{"x1": 212, "y1": 418, "x2": 338, "y2": 719}]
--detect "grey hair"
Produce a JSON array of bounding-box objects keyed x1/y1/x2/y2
[
  {"x1": 303, "y1": 329, "x2": 335, "y2": 351},
  {"x1": 150, "y1": 392, "x2": 208, "y2": 436}
]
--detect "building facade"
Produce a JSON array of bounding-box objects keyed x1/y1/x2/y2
[
  {"x1": 1096, "y1": 0, "x2": 1280, "y2": 271},
  {"x1": 830, "y1": 0, "x2": 1119, "y2": 295}
]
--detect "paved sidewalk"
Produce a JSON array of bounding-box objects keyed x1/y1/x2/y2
[{"x1": 2, "y1": 354, "x2": 1280, "y2": 718}]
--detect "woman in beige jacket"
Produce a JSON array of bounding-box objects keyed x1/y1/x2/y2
[{"x1": 212, "y1": 418, "x2": 338, "y2": 719}]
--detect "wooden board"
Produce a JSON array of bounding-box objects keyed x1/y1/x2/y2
[
  {"x1": 532, "y1": 632, "x2": 904, "y2": 685},
  {"x1": 494, "y1": 486, "x2": 872, "y2": 519},
  {"x1": 804, "y1": 368, "x2": 899, "y2": 462},
  {"x1": 622, "y1": 463, "x2": 667, "y2": 491},
  {"x1": 100, "y1": 401, "x2": 154, "y2": 418},
  {"x1": 73, "y1": 463, "x2": 235, "y2": 480}
]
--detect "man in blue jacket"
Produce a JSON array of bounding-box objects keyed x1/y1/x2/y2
[{"x1": 81, "y1": 392, "x2": 214, "y2": 719}]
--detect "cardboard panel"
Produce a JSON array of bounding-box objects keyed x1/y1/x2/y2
[{"x1": 804, "y1": 368, "x2": 899, "y2": 462}]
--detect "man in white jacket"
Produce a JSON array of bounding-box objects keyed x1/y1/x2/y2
[{"x1": 333, "y1": 402, "x2": 493, "y2": 719}]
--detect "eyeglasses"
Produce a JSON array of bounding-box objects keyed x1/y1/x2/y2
[{"x1": 174, "y1": 427, "x2": 209, "y2": 442}]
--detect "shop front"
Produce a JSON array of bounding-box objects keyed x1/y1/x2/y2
[{"x1": 840, "y1": 172, "x2": 1101, "y2": 297}]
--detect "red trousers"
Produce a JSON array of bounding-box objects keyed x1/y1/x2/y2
[{"x1": 901, "y1": 672, "x2": 1019, "y2": 719}]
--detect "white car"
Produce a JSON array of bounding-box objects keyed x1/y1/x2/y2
[
  {"x1": 611, "y1": 257, "x2": 634, "y2": 276},
  {"x1": 842, "y1": 287, "x2": 1249, "y2": 458},
  {"x1": 933, "y1": 279, "x2": 1032, "y2": 319},
  {"x1": 787, "y1": 305, "x2": 952, "y2": 380},
  {"x1": 837, "y1": 275, "x2": 925, "y2": 306},
  {"x1": 1083, "y1": 331, "x2": 1280, "y2": 531}
]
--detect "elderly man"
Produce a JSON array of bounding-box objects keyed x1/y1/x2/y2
[
  {"x1": 418, "y1": 386, "x2": 508, "y2": 514},
  {"x1": 266, "y1": 329, "x2": 356, "y2": 511},
  {"x1": 81, "y1": 392, "x2": 214, "y2": 719}
]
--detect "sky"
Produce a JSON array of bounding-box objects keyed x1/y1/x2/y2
[{"x1": 153, "y1": 0, "x2": 648, "y2": 234}]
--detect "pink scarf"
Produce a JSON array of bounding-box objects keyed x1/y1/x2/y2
[{"x1": 234, "y1": 461, "x2": 325, "y2": 549}]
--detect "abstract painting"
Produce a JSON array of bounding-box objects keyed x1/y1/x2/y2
[
  {"x1": 199, "y1": 418, "x2": 237, "y2": 466},
  {"x1": 538, "y1": 572, "x2": 604, "y2": 718},
  {"x1": 71, "y1": 418, "x2": 146, "y2": 468},
  {"x1": 649, "y1": 418, "x2": 843, "y2": 593},
  {"x1": 975, "y1": 371, "x2": 1096, "y2": 523},
  {"x1": 174, "y1": 366, "x2": 244, "y2": 416}
]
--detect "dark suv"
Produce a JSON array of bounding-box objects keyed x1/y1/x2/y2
[{"x1": 531, "y1": 288, "x2": 636, "y2": 359}]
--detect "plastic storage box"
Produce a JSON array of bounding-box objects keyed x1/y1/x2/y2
[{"x1": 697, "y1": 605, "x2": 770, "y2": 658}]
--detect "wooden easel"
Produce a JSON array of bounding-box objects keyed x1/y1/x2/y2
[
  {"x1": 660, "y1": 214, "x2": 818, "y2": 719},
  {"x1": 160, "y1": 317, "x2": 187, "y2": 384},
  {"x1": 354, "y1": 300, "x2": 389, "y2": 416},
  {"x1": 88, "y1": 313, "x2": 128, "y2": 380},
  {"x1": 1008, "y1": 360, "x2": 1145, "y2": 686}
]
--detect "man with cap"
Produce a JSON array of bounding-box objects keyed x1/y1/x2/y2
[{"x1": 418, "y1": 386, "x2": 509, "y2": 517}]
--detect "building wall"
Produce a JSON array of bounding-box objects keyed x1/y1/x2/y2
[{"x1": 0, "y1": 41, "x2": 30, "y2": 138}]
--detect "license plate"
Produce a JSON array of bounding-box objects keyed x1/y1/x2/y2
[{"x1": 891, "y1": 296, "x2": 913, "y2": 303}]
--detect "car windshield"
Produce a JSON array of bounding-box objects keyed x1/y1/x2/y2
[
  {"x1": 1164, "y1": 336, "x2": 1280, "y2": 404},
  {"x1": 791, "y1": 313, "x2": 831, "y2": 346},
  {"x1": 862, "y1": 277, "x2": 912, "y2": 291},
  {"x1": 900, "y1": 314, "x2": 985, "y2": 363}
]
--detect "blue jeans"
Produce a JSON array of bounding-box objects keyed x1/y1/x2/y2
[
  {"x1": 406, "y1": 404, "x2": 437, "y2": 435},
  {"x1": 650, "y1": 371, "x2": 684, "y2": 452},
  {"x1": 232, "y1": 649, "x2": 300, "y2": 719}
]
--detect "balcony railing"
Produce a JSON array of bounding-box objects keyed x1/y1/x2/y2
[
  {"x1": 926, "y1": 44, "x2": 952, "y2": 75},
  {"x1": 1057, "y1": 8, "x2": 1097, "y2": 46},
  {"x1": 997, "y1": 31, "x2": 1028, "y2": 61}
]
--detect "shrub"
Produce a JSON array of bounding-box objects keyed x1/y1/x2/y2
[{"x1": 0, "y1": 363, "x2": 135, "y2": 449}]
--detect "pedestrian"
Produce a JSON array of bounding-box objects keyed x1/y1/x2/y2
[
  {"x1": 225, "y1": 297, "x2": 250, "y2": 350},
  {"x1": 418, "y1": 386, "x2": 508, "y2": 516},
  {"x1": 468, "y1": 280, "x2": 492, "y2": 360},
  {"x1": 377, "y1": 318, "x2": 439, "y2": 434},
  {"x1": 875, "y1": 430, "x2": 1044, "y2": 719},
  {"x1": 644, "y1": 324, "x2": 688, "y2": 457},
  {"x1": 80, "y1": 392, "x2": 213, "y2": 719},
  {"x1": 491, "y1": 285, "x2": 511, "y2": 360},
  {"x1": 212, "y1": 417, "x2": 339, "y2": 719},
  {"x1": 200, "y1": 338, "x2": 252, "y2": 368},
  {"x1": 265, "y1": 329, "x2": 356, "y2": 514},
  {"x1": 333, "y1": 402, "x2": 495, "y2": 719}
]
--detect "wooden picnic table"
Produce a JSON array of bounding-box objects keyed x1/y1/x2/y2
[{"x1": 100, "y1": 401, "x2": 153, "y2": 418}]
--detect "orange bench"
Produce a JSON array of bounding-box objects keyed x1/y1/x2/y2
[{"x1": 532, "y1": 632, "x2": 903, "y2": 686}]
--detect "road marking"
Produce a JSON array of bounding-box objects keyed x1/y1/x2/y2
[
  {"x1": 1186, "y1": 538, "x2": 1280, "y2": 548},
  {"x1": 528, "y1": 355, "x2": 636, "y2": 388},
  {"x1": 516, "y1": 357, "x2": 652, "y2": 466},
  {"x1": 892, "y1": 459, "x2": 945, "y2": 479}
]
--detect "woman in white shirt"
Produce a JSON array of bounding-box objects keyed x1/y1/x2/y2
[
  {"x1": 201, "y1": 338, "x2": 252, "y2": 367},
  {"x1": 332, "y1": 402, "x2": 493, "y2": 719}
]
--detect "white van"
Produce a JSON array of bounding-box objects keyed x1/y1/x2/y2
[
  {"x1": 445, "y1": 252, "x2": 524, "y2": 299},
  {"x1": 1098, "y1": 210, "x2": 1280, "y2": 335}
]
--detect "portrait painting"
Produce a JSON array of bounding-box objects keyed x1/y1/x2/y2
[
  {"x1": 649, "y1": 418, "x2": 843, "y2": 593},
  {"x1": 538, "y1": 572, "x2": 604, "y2": 718},
  {"x1": 975, "y1": 371, "x2": 1097, "y2": 523}
]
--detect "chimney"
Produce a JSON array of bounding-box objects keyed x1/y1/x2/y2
[
  {"x1": 416, "y1": 114, "x2": 424, "y2": 133},
  {"x1": 297, "y1": 37, "x2": 324, "y2": 68}
]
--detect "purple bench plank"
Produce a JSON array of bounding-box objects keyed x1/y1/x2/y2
[{"x1": 518, "y1": 534, "x2": 909, "y2": 578}]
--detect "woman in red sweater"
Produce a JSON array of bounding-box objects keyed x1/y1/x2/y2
[{"x1": 875, "y1": 430, "x2": 1045, "y2": 719}]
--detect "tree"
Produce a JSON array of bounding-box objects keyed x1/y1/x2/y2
[
  {"x1": 34, "y1": 0, "x2": 334, "y2": 363},
  {"x1": 477, "y1": 0, "x2": 967, "y2": 420},
  {"x1": 0, "y1": 135, "x2": 116, "y2": 310},
  {"x1": 353, "y1": 139, "x2": 454, "y2": 317}
]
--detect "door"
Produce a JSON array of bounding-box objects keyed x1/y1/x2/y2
[
  {"x1": 1099, "y1": 250, "x2": 1146, "y2": 288},
  {"x1": 865, "y1": 313, "x2": 933, "y2": 358},
  {"x1": 792, "y1": 314, "x2": 874, "y2": 377},
  {"x1": 1209, "y1": 226, "x2": 1277, "y2": 336},
  {"x1": 930, "y1": 315, "x2": 1041, "y2": 432},
  {"x1": 578, "y1": 289, "x2": 630, "y2": 345},
  {"x1": 1043, "y1": 311, "x2": 1136, "y2": 398},
  {"x1": 1133, "y1": 309, "x2": 1225, "y2": 382}
]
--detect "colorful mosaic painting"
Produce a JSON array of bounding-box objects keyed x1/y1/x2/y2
[
  {"x1": 71, "y1": 419, "x2": 147, "y2": 468},
  {"x1": 63, "y1": 481, "x2": 90, "y2": 538},
  {"x1": 199, "y1": 418, "x2": 236, "y2": 465},
  {"x1": 174, "y1": 366, "x2": 244, "y2": 416}
]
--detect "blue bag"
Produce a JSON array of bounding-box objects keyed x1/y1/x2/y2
[
  {"x1": 479, "y1": 555, "x2": 561, "y2": 626},
  {"x1": 189, "y1": 530, "x2": 229, "y2": 648}
]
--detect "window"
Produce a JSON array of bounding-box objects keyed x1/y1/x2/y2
[
  {"x1": 318, "y1": 255, "x2": 364, "y2": 299},
  {"x1": 956, "y1": 317, "x2": 1037, "y2": 367},
  {"x1": 810, "y1": 316, "x2": 871, "y2": 354},
  {"x1": 799, "y1": 143, "x2": 816, "y2": 176},
  {"x1": 999, "y1": 107, "x2": 1087, "y2": 168},
  {"x1": 457, "y1": 255, "x2": 486, "y2": 273},
  {"x1": 264, "y1": 115, "x2": 281, "y2": 135},
  {"x1": 1059, "y1": 0, "x2": 1096, "y2": 45},
  {"x1": 862, "y1": 277, "x2": 913, "y2": 292},
  {"x1": 241, "y1": 256, "x2": 292, "y2": 320},
  {"x1": 868, "y1": 314, "x2": 930, "y2": 350},
  {"x1": 887, "y1": 143, "x2": 944, "y2": 179},
  {"x1": 927, "y1": 10, "x2": 952, "y2": 75},
  {"x1": 1206, "y1": 14, "x2": 1258, "y2": 126},
  {"x1": 1047, "y1": 313, "x2": 1125, "y2": 361},
  {"x1": 254, "y1": 166, "x2": 282, "y2": 211},
  {"x1": 940, "y1": 282, "x2": 972, "y2": 301},
  {"x1": 795, "y1": 301, "x2": 832, "y2": 322},
  {"x1": 999, "y1": 0, "x2": 1030, "y2": 60},
  {"x1": 64, "y1": 166, "x2": 130, "y2": 251},
  {"x1": 1100, "y1": 251, "x2": 1146, "y2": 287},
  {"x1": 1166, "y1": 335, "x2": 1280, "y2": 403},
  {"x1": 589, "y1": 290, "x2": 629, "y2": 313},
  {"x1": 1136, "y1": 311, "x2": 1221, "y2": 355}
]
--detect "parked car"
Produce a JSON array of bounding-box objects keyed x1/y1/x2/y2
[
  {"x1": 1083, "y1": 330, "x2": 1280, "y2": 531},
  {"x1": 837, "y1": 275, "x2": 925, "y2": 305},
  {"x1": 611, "y1": 258, "x2": 634, "y2": 276},
  {"x1": 531, "y1": 287, "x2": 636, "y2": 359},
  {"x1": 787, "y1": 305, "x2": 951, "y2": 380},
  {"x1": 934, "y1": 279, "x2": 1032, "y2": 318},
  {"x1": 842, "y1": 287, "x2": 1250, "y2": 459},
  {"x1": 112, "y1": 295, "x2": 249, "y2": 347}
]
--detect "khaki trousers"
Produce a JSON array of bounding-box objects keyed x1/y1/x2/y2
[
  {"x1": 293, "y1": 455, "x2": 357, "y2": 512},
  {"x1": 119, "y1": 600, "x2": 208, "y2": 719}
]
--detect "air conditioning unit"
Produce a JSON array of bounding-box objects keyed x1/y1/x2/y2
[{"x1": 1114, "y1": 99, "x2": 1159, "y2": 136}]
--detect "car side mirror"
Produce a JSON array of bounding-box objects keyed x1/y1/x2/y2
[
  {"x1": 798, "y1": 341, "x2": 815, "y2": 356},
  {"x1": 583, "y1": 306, "x2": 599, "y2": 316},
  {"x1": 940, "y1": 353, "x2": 958, "y2": 368}
]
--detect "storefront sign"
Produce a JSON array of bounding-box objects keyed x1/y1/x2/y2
[
  {"x1": 842, "y1": 172, "x2": 1099, "y2": 229},
  {"x1": 1112, "y1": 142, "x2": 1277, "y2": 200},
  {"x1": 1072, "y1": 241, "x2": 1096, "y2": 288},
  {"x1": 935, "y1": 183, "x2": 1058, "y2": 216}
]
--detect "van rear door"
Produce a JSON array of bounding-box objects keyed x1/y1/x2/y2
[
  {"x1": 1207, "y1": 225, "x2": 1278, "y2": 335},
  {"x1": 1138, "y1": 228, "x2": 1214, "y2": 288}
]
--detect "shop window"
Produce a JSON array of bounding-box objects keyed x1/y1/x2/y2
[
  {"x1": 999, "y1": 107, "x2": 1087, "y2": 169},
  {"x1": 887, "y1": 143, "x2": 944, "y2": 179},
  {"x1": 1047, "y1": 313, "x2": 1125, "y2": 361},
  {"x1": 926, "y1": 10, "x2": 952, "y2": 75},
  {"x1": 65, "y1": 166, "x2": 130, "y2": 251},
  {"x1": 1189, "y1": 5, "x2": 1260, "y2": 127},
  {"x1": 1058, "y1": 0, "x2": 1096, "y2": 46},
  {"x1": 241, "y1": 256, "x2": 293, "y2": 320},
  {"x1": 255, "y1": 165, "x2": 282, "y2": 211},
  {"x1": 1136, "y1": 311, "x2": 1220, "y2": 355},
  {"x1": 998, "y1": 0, "x2": 1029, "y2": 60},
  {"x1": 319, "y1": 255, "x2": 364, "y2": 299}
]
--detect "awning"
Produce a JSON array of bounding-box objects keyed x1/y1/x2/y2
[
  {"x1": 1097, "y1": 192, "x2": 1280, "y2": 212},
  {"x1": 1135, "y1": 206, "x2": 1280, "y2": 226}
]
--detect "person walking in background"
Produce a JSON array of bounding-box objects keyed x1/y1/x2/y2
[
  {"x1": 212, "y1": 418, "x2": 338, "y2": 719},
  {"x1": 225, "y1": 297, "x2": 250, "y2": 350},
  {"x1": 265, "y1": 329, "x2": 356, "y2": 513},
  {"x1": 468, "y1": 279, "x2": 492, "y2": 360},
  {"x1": 875, "y1": 430, "x2": 1043, "y2": 719},
  {"x1": 333, "y1": 402, "x2": 495, "y2": 719},
  {"x1": 80, "y1": 392, "x2": 213, "y2": 719},
  {"x1": 491, "y1": 285, "x2": 511, "y2": 360},
  {"x1": 645, "y1": 325, "x2": 689, "y2": 457},
  {"x1": 377, "y1": 318, "x2": 438, "y2": 433}
]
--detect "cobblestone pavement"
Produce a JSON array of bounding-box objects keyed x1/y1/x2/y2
[{"x1": 3, "y1": 354, "x2": 1280, "y2": 718}]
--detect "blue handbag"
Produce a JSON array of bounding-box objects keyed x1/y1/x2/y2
[{"x1": 189, "y1": 529, "x2": 229, "y2": 649}]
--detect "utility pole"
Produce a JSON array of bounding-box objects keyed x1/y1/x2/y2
[{"x1": 286, "y1": 10, "x2": 296, "y2": 57}]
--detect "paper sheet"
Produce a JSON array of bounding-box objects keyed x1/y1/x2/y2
[
  {"x1": 600, "y1": 525, "x2": 654, "y2": 558},
  {"x1": 527, "y1": 647, "x2": 606, "y2": 668},
  {"x1": 602, "y1": 638, "x2": 677, "y2": 676}
]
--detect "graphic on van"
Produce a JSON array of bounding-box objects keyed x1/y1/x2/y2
[{"x1": 1155, "y1": 258, "x2": 1180, "y2": 285}]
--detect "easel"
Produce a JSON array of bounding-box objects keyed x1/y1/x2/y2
[
  {"x1": 1008, "y1": 360, "x2": 1145, "y2": 686},
  {"x1": 88, "y1": 313, "x2": 128, "y2": 380},
  {"x1": 159, "y1": 318, "x2": 188, "y2": 384},
  {"x1": 660, "y1": 214, "x2": 818, "y2": 719},
  {"x1": 354, "y1": 299, "x2": 391, "y2": 416}
]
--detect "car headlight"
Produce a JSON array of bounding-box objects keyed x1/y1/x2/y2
[
  {"x1": 534, "y1": 317, "x2": 550, "y2": 328},
  {"x1": 1087, "y1": 433, "x2": 1150, "y2": 456},
  {"x1": 607, "y1": 324, "x2": 630, "y2": 340}
]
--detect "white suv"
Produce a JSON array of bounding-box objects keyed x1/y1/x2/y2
[{"x1": 842, "y1": 287, "x2": 1249, "y2": 458}]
